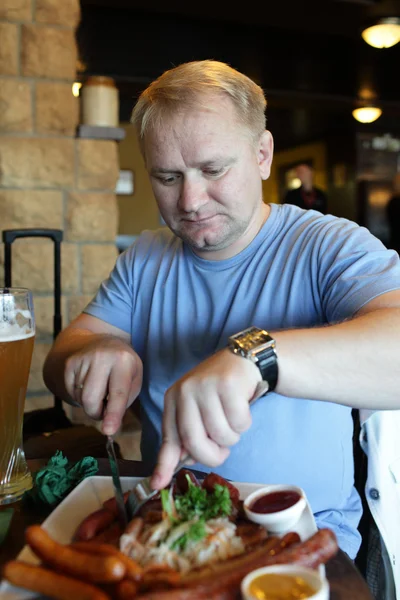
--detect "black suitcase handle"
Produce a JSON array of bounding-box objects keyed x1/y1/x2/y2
[
  {"x1": 2, "y1": 228, "x2": 63, "y2": 244},
  {"x1": 2, "y1": 228, "x2": 63, "y2": 338},
  {"x1": 2, "y1": 228, "x2": 64, "y2": 413}
]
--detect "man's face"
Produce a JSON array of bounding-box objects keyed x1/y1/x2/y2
[{"x1": 144, "y1": 95, "x2": 273, "y2": 259}]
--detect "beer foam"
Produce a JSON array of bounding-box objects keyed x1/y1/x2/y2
[{"x1": 0, "y1": 310, "x2": 35, "y2": 342}]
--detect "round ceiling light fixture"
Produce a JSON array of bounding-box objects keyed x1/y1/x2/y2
[
  {"x1": 352, "y1": 106, "x2": 382, "y2": 123},
  {"x1": 361, "y1": 17, "x2": 400, "y2": 48}
]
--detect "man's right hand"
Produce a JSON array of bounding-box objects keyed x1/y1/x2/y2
[
  {"x1": 43, "y1": 314, "x2": 142, "y2": 436},
  {"x1": 64, "y1": 335, "x2": 142, "y2": 435}
]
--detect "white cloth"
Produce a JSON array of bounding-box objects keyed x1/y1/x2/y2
[{"x1": 360, "y1": 409, "x2": 400, "y2": 599}]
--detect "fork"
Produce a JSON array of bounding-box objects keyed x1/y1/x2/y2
[{"x1": 126, "y1": 453, "x2": 190, "y2": 519}]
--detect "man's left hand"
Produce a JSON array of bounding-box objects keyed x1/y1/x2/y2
[{"x1": 151, "y1": 348, "x2": 261, "y2": 489}]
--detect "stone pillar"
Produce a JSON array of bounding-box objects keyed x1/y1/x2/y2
[{"x1": 0, "y1": 0, "x2": 119, "y2": 410}]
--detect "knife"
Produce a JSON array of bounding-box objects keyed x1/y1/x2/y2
[{"x1": 106, "y1": 435, "x2": 128, "y2": 528}]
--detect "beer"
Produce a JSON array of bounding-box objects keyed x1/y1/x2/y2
[{"x1": 0, "y1": 289, "x2": 35, "y2": 505}]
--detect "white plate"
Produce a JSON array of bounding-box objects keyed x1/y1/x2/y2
[{"x1": 0, "y1": 476, "x2": 320, "y2": 599}]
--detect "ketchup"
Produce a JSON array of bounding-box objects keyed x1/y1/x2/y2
[{"x1": 250, "y1": 490, "x2": 301, "y2": 514}]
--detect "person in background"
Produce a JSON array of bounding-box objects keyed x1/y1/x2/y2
[
  {"x1": 283, "y1": 163, "x2": 328, "y2": 214},
  {"x1": 386, "y1": 173, "x2": 400, "y2": 254},
  {"x1": 43, "y1": 60, "x2": 400, "y2": 566}
]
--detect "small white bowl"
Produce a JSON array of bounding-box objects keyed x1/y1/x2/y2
[
  {"x1": 241, "y1": 564, "x2": 329, "y2": 600},
  {"x1": 243, "y1": 484, "x2": 306, "y2": 533}
]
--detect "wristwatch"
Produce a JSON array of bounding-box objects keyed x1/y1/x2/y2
[{"x1": 228, "y1": 326, "x2": 278, "y2": 393}]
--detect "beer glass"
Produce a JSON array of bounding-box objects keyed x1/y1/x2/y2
[{"x1": 0, "y1": 288, "x2": 35, "y2": 504}]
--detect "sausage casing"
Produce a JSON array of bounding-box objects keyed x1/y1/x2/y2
[
  {"x1": 74, "y1": 508, "x2": 116, "y2": 542},
  {"x1": 26, "y1": 525, "x2": 126, "y2": 583},
  {"x1": 71, "y1": 541, "x2": 143, "y2": 582},
  {"x1": 175, "y1": 470, "x2": 201, "y2": 494},
  {"x1": 3, "y1": 561, "x2": 110, "y2": 600},
  {"x1": 201, "y1": 474, "x2": 240, "y2": 505}
]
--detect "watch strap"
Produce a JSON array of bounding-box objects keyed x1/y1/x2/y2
[{"x1": 255, "y1": 344, "x2": 278, "y2": 392}]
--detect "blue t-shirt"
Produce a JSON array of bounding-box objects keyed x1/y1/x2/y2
[{"x1": 85, "y1": 203, "x2": 400, "y2": 558}]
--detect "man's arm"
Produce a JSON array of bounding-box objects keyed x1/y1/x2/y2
[
  {"x1": 275, "y1": 289, "x2": 400, "y2": 408},
  {"x1": 43, "y1": 313, "x2": 142, "y2": 435},
  {"x1": 152, "y1": 290, "x2": 400, "y2": 488}
]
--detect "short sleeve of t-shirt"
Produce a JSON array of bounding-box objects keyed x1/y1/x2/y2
[
  {"x1": 84, "y1": 243, "x2": 136, "y2": 334},
  {"x1": 314, "y1": 217, "x2": 400, "y2": 322},
  {"x1": 84, "y1": 229, "x2": 174, "y2": 334}
]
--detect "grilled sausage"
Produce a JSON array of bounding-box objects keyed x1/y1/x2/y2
[
  {"x1": 103, "y1": 492, "x2": 131, "y2": 517},
  {"x1": 134, "y1": 529, "x2": 337, "y2": 600},
  {"x1": 71, "y1": 541, "x2": 143, "y2": 582},
  {"x1": 137, "y1": 498, "x2": 163, "y2": 520},
  {"x1": 115, "y1": 579, "x2": 140, "y2": 600},
  {"x1": 235, "y1": 522, "x2": 268, "y2": 548},
  {"x1": 201, "y1": 474, "x2": 240, "y2": 505},
  {"x1": 175, "y1": 470, "x2": 201, "y2": 493},
  {"x1": 26, "y1": 525, "x2": 126, "y2": 583},
  {"x1": 180, "y1": 533, "x2": 297, "y2": 587},
  {"x1": 261, "y1": 527, "x2": 338, "y2": 569},
  {"x1": 141, "y1": 566, "x2": 181, "y2": 592},
  {"x1": 3, "y1": 561, "x2": 110, "y2": 600},
  {"x1": 74, "y1": 508, "x2": 116, "y2": 542},
  {"x1": 91, "y1": 522, "x2": 123, "y2": 546}
]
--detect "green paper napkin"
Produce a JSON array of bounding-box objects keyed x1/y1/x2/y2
[
  {"x1": 0, "y1": 508, "x2": 13, "y2": 545},
  {"x1": 24, "y1": 450, "x2": 98, "y2": 510}
]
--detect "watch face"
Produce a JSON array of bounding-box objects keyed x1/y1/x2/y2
[{"x1": 232, "y1": 327, "x2": 272, "y2": 352}]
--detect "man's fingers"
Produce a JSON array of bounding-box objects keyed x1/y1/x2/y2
[
  {"x1": 180, "y1": 449, "x2": 195, "y2": 465},
  {"x1": 221, "y1": 392, "x2": 252, "y2": 434},
  {"x1": 198, "y1": 394, "x2": 240, "y2": 447},
  {"x1": 102, "y1": 360, "x2": 133, "y2": 435},
  {"x1": 126, "y1": 356, "x2": 143, "y2": 408},
  {"x1": 177, "y1": 397, "x2": 233, "y2": 467},
  {"x1": 151, "y1": 393, "x2": 181, "y2": 489},
  {"x1": 151, "y1": 440, "x2": 181, "y2": 490},
  {"x1": 79, "y1": 364, "x2": 108, "y2": 420},
  {"x1": 215, "y1": 446, "x2": 230, "y2": 464},
  {"x1": 64, "y1": 359, "x2": 89, "y2": 405}
]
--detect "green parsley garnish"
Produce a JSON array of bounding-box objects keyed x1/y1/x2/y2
[
  {"x1": 160, "y1": 488, "x2": 175, "y2": 520},
  {"x1": 161, "y1": 476, "x2": 232, "y2": 551},
  {"x1": 175, "y1": 479, "x2": 231, "y2": 521}
]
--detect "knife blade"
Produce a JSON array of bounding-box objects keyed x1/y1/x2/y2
[{"x1": 106, "y1": 435, "x2": 128, "y2": 528}]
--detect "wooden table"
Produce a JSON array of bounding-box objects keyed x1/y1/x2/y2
[{"x1": 0, "y1": 459, "x2": 373, "y2": 600}]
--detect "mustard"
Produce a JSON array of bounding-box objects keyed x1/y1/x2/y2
[{"x1": 248, "y1": 573, "x2": 316, "y2": 599}]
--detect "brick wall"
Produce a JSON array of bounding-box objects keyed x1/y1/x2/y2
[{"x1": 0, "y1": 0, "x2": 119, "y2": 405}]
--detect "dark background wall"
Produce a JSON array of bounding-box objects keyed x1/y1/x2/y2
[
  {"x1": 77, "y1": 0, "x2": 400, "y2": 151},
  {"x1": 76, "y1": 0, "x2": 400, "y2": 235}
]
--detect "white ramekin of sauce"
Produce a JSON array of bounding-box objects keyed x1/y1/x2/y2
[
  {"x1": 243, "y1": 484, "x2": 307, "y2": 532},
  {"x1": 241, "y1": 564, "x2": 329, "y2": 600}
]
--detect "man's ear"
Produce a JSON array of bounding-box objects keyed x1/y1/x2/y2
[{"x1": 257, "y1": 130, "x2": 274, "y2": 180}]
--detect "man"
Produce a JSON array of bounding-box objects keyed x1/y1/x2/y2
[
  {"x1": 283, "y1": 164, "x2": 328, "y2": 214},
  {"x1": 43, "y1": 60, "x2": 400, "y2": 560}
]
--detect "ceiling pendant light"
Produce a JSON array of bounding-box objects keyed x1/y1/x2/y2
[
  {"x1": 352, "y1": 106, "x2": 382, "y2": 123},
  {"x1": 362, "y1": 17, "x2": 400, "y2": 48}
]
